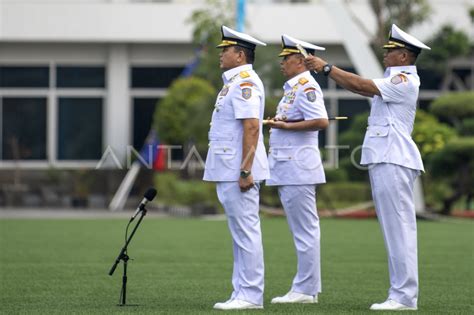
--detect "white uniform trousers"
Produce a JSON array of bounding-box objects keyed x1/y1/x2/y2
[
  {"x1": 278, "y1": 185, "x2": 321, "y2": 295},
  {"x1": 216, "y1": 182, "x2": 264, "y2": 306},
  {"x1": 369, "y1": 163, "x2": 420, "y2": 308}
]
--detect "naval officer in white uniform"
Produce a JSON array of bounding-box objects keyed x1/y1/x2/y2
[
  {"x1": 266, "y1": 35, "x2": 329, "y2": 305},
  {"x1": 203, "y1": 25, "x2": 269, "y2": 311},
  {"x1": 304, "y1": 24, "x2": 430, "y2": 311}
]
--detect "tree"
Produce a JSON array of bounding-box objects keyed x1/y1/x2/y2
[
  {"x1": 428, "y1": 138, "x2": 474, "y2": 214},
  {"x1": 153, "y1": 77, "x2": 216, "y2": 154},
  {"x1": 187, "y1": 0, "x2": 234, "y2": 88},
  {"x1": 417, "y1": 25, "x2": 471, "y2": 76},
  {"x1": 370, "y1": 0, "x2": 431, "y2": 56},
  {"x1": 430, "y1": 92, "x2": 474, "y2": 131},
  {"x1": 426, "y1": 92, "x2": 474, "y2": 214}
]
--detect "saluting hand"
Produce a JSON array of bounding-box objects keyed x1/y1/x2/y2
[
  {"x1": 239, "y1": 175, "x2": 255, "y2": 192},
  {"x1": 304, "y1": 55, "x2": 327, "y2": 73}
]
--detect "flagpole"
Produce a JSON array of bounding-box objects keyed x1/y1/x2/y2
[{"x1": 236, "y1": 0, "x2": 245, "y2": 32}]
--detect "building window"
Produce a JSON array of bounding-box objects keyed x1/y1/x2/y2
[
  {"x1": 1, "y1": 97, "x2": 47, "y2": 160},
  {"x1": 337, "y1": 99, "x2": 369, "y2": 134},
  {"x1": 0, "y1": 66, "x2": 49, "y2": 88},
  {"x1": 335, "y1": 67, "x2": 357, "y2": 90},
  {"x1": 131, "y1": 66, "x2": 184, "y2": 88},
  {"x1": 57, "y1": 97, "x2": 103, "y2": 160},
  {"x1": 133, "y1": 98, "x2": 160, "y2": 151},
  {"x1": 56, "y1": 66, "x2": 106, "y2": 88},
  {"x1": 311, "y1": 72, "x2": 328, "y2": 89}
]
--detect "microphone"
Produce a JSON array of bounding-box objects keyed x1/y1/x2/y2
[{"x1": 130, "y1": 188, "x2": 157, "y2": 222}]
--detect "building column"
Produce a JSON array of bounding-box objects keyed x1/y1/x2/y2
[{"x1": 105, "y1": 44, "x2": 130, "y2": 168}]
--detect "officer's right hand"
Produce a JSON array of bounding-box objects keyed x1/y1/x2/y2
[
  {"x1": 239, "y1": 175, "x2": 255, "y2": 192},
  {"x1": 265, "y1": 120, "x2": 287, "y2": 129},
  {"x1": 304, "y1": 55, "x2": 326, "y2": 73}
]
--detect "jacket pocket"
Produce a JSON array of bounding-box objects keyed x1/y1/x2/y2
[
  {"x1": 213, "y1": 145, "x2": 235, "y2": 155},
  {"x1": 368, "y1": 126, "x2": 389, "y2": 137},
  {"x1": 271, "y1": 147, "x2": 294, "y2": 161}
]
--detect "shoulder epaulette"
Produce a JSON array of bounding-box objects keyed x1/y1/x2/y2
[
  {"x1": 298, "y1": 77, "x2": 309, "y2": 85},
  {"x1": 240, "y1": 71, "x2": 250, "y2": 78}
]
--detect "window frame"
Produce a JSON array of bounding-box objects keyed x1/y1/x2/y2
[{"x1": 0, "y1": 62, "x2": 106, "y2": 169}]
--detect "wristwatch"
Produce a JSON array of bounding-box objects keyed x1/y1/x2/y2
[
  {"x1": 323, "y1": 64, "x2": 333, "y2": 76},
  {"x1": 240, "y1": 169, "x2": 251, "y2": 178}
]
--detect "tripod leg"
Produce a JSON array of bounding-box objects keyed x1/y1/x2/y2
[{"x1": 118, "y1": 254, "x2": 129, "y2": 306}]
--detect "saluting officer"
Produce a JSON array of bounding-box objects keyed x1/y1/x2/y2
[
  {"x1": 304, "y1": 24, "x2": 430, "y2": 311},
  {"x1": 203, "y1": 25, "x2": 269, "y2": 311},
  {"x1": 266, "y1": 35, "x2": 329, "y2": 305}
]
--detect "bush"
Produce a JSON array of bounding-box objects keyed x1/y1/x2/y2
[
  {"x1": 413, "y1": 110, "x2": 457, "y2": 159},
  {"x1": 459, "y1": 118, "x2": 474, "y2": 136},
  {"x1": 428, "y1": 137, "x2": 474, "y2": 178},
  {"x1": 154, "y1": 172, "x2": 220, "y2": 211},
  {"x1": 427, "y1": 137, "x2": 474, "y2": 213},
  {"x1": 317, "y1": 182, "x2": 372, "y2": 209},
  {"x1": 324, "y1": 168, "x2": 349, "y2": 182},
  {"x1": 260, "y1": 185, "x2": 280, "y2": 208},
  {"x1": 430, "y1": 92, "x2": 474, "y2": 124}
]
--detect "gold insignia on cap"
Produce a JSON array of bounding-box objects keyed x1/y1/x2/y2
[
  {"x1": 383, "y1": 40, "x2": 406, "y2": 49},
  {"x1": 298, "y1": 78, "x2": 309, "y2": 85},
  {"x1": 278, "y1": 48, "x2": 301, "y2": 57},
  {"x1": 217, "y1": 40, "x2": 238, "y2": 48},
  {"x1": 240, "y1": 71, "x2": 250, "y2": 78}
]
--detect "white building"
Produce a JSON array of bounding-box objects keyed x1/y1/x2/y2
[{"x1": 0, "y1": 0, "x2": 472, "y2": 170}]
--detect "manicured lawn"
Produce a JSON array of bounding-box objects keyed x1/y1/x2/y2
[{"x1": 0, "y1": 217, "x2": 472, "y2": 314}]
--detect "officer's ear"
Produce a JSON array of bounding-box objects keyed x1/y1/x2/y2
[
  {"x1": 400, "y1": 48, "x2": 413, "y2": 64},
  {"x1": 238, "y1": 50, "x2": 244, "y2": 60},
  {"x1": 296, "y1": 54, "x2": 306, "y2": 66}
]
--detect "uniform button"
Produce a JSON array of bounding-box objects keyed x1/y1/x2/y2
[
  {"x1": 223, "y1": 148, "x2": 227, "y2": 152},
  {"x1": 216, "y1": 109, "x2": 220, "y2": 112},
  {"x1": 376, "y1": 132, "x2": 380, "y2": 136},
  {"x1": 209, "y1": 122, "x2": 212, "y2": 126}
]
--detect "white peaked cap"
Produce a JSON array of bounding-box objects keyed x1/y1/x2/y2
[
  {"x1": 279, "y1": 34, "x2": 325, "y2": 57},
  {"x1": 216, "y1": 25, "x2": 266, "y2": 50},
  {"x1": 383, "y1": 24, "x2": 431, "y2": 53}
]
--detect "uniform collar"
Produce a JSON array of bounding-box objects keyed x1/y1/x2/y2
[
  {"x1": 222, "y1": 64, "x2": 253, "y2": 82},
  {"x1": 385, "y1": 65, "x2": 417, "y2": 77},
  {"x1": 285, "y1": 71, "x2": 310, "y2": 88}
]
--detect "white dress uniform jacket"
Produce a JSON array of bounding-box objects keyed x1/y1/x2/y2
[
  {"x1": 361, "y1": 65, "x2": 424, "y2": 172},
  {"x1": 267, "y1": 71, "x2": 328, "y2": 186},
  {"x1": 203, "y1": 64, "x2": 269, "y2": 181}
]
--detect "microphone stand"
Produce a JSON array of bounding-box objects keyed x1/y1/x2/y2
[{"x1": 108, "y1": 205, "x2": 147, "y2": 306}]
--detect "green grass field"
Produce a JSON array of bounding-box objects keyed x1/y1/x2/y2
[{"x1": 0, "y1": 217, "x2": 472, "y2": 314}]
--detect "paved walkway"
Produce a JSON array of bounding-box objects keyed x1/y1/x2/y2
[
  {"x1": 0, "y1": 207, "x2": 228, "y2": 220},
  {"x1": 0, "y1": 208, "x2": 165, "y2": 219}
]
